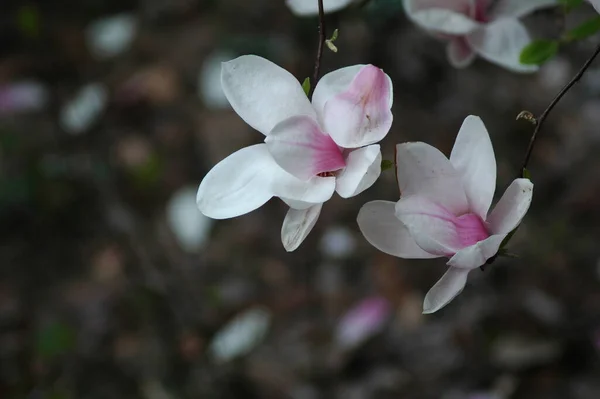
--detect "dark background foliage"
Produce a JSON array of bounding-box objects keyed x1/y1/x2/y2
[{"x1": 1, "y1": 0, "x2": 600, "y2": 398}]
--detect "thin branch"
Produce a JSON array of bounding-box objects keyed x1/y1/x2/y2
[
  {"x1": 520, "y1": 42, "x2": 600, "y2": 177},
  {"x1": 309, "y1": 0, "x2": 326, "y2": 98}
]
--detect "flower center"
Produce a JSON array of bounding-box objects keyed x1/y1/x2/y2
[{"x1": 454, "y1": 213, "x2": 489, "y2": 248}]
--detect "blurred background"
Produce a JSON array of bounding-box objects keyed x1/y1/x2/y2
[{"x1": 1, "y1": 0, "x2": 600, "y2": 398}]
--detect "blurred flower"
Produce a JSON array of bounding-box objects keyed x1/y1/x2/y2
[
  {"x1": 358, "y1": 115, "x2": 533, "y2": 313},
  {"x1": 335, "y1": 297, "x2": 391, "y2": 350},
  {"x1": 198, "y1": 51, "x2": 234, "y2": 109},
  {"x1": 0, "y1": 81, "x2": 48, "y2": 115},
  {"x1": 196, "y1": 55, "x2": 393, "y2": 251},
  {"x1": 590, "y1": 0, "x2": 600, "y2": 13},
  {"x1": 86, "y1": 14, "x2": 138, "y2": 59},
  {"x1": 320, "y1": 226, "x2": 356, "y2": 258},
  {"x1": 403, "y1": 0, "x2": 558, "y2": 72},
  {"x1": 287, "y1": 0, "x2": 358, "y2": 15},
  {"x1": 60, "y1": 83, "x2": 108, "y2": 134},
  {"x1": 209, "y1": 307, "x2": 271, "y2": 363},
  {"x1": 166, "y1": 186, "x2": 213, "y2": 253}
]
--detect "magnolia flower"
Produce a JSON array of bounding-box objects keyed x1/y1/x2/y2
[
  {"x1": 287, "y1": 0, "x2": 358, "y2": 16},
  {"x1": 357, "y1": 115, "x2": 533, "y2": 313},
  {"x1": 403, "y1": 0, "x2": 558, "y2": 72},
  {"x1": 197, "y1": 55, "x2": 393, "y2": 251}
]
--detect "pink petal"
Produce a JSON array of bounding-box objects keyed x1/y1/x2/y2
[
  {"x1": 266, "y1": 115, "x2": 346, "y2": 181},
  {"x1": 335, "y1": 297, "x2": 391, "y2": 349},
  {"x1": 281, "y1": 204, "x2": 323, "y2": 251},
  {"x1": 403, "y1": 0, "x2": 480, "y2": 35},
  {"x1": 312, "y1": 65, "x2": 364, "y2": 123},
  {"x1": 322, "y1": 65, "x2": 393, "y2": 149},
  {"x1": 447, "y1": 36, "x2": 476, "y2": 68},
  {"x1": 357, "y1": 200, "x2": 438, "y2": 259},
  {"x1": 447, "y1": 233, "x2": 505, "y2": 269},
  {"x1": 395, "y1": 142, "x2": 469, "y2": 215},
  {"x1": 423, "y1": 267, "x2": 469, "y2": 313},
  {"x1": 335, "y1": 145, "x2": 382, "y2": 198},
  {"x1": 487, "y1": 178, "x2": 533, "y2": 235},
  {"x1": 449, "y1": 115, "x2": 497, "y2": 220}
]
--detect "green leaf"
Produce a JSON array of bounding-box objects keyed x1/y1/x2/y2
[
  {"x1": 301, "y1": 77, "x2": 310, "y2": 97},
  {"x1": 381, "y1": 159, "x2": 394, "y2": 171},
  {"x1": 519, "y1": 40, "x2": 559, "y2": 65},
  {"x1": 35, "y1": 321, "x2": 76, "y2": 360},
  {"x1": 330, "y1": 29, "x2": 339, "y2": 42},
  {"x1": 566, "y1": 16, "x2": 600, "y2": 41},
  {"x1": 522, "y1": 167, "x2": 532, "y2": 180}
]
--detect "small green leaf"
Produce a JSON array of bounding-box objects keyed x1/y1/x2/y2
[
  {"x1": 520, "y1": 40, "x2": 559, "y2": 65},
  {"x1": 381, "y1": 159, "x2": 394, "y2": 171},
  {"x1": 330, "y1": 28, "x2": 339, "y2": 42},
  {"x1": 522, "y1": 167, "x2": 532, "y2": 180},
  {"x1": 301, "y1": 77, "x2": 310, "y2": 97},
  {"x1": 325, "y1": 40, "x2": 338, "y2": 53},
  {"x1": 565, "y1": 16, "x2": 600, "y2": 41}
]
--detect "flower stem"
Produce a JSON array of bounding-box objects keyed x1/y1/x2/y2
[
  {"x1": 520, "y1": 42, "x2": 600, "y2": 178},
  {"x1": 309, "y1": 0, "x2": 326, "y2": 98}
]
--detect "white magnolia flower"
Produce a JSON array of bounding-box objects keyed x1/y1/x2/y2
[
  {"x1": 357, "y1": 115, "x2": 533, "y2": 313},
  {"x1": 287, "y1": 0, "x2": 358, "y2": 16},
  {"x1": 403, "y1": 0, "x2": 558, "y2": 72},
  {"x1": 197, "y1": 55, "x2": 393, "y2": 251}
]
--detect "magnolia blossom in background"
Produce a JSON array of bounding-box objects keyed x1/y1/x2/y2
[
  {"x1": 197, "y1": 55, "x2": 393, "y2": 251},
  {"x1": 403, "y1": 0, "x2": 558, "y2": 72},
  {"x1": 0, "y1": 81, "x2": 48, "y2": 115},
  {"x1": 287, "y1": 0, "x2": 358, "y2": 16},
  {"x1": 335, "y1": 297, "x2": 391, "y2": 350},
  {"x1": 357, "y1": 115, "x2": 533, "y2": 313}
]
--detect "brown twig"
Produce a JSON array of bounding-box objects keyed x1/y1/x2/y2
[
  {"x1": 520, "y1": 42, "x2": 600, "y2": 177},
  {"x1": 309, "y1": 0, "x2": 326, "y2": 98}
]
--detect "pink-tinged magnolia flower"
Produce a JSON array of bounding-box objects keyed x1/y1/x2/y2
[
  {"x1": 403, "y1": 0, "x2": 558, "y2": 72},
  {"x1": 287, "y1": 0, "x2": 358, "y2": 16},
  {"x1": 197, "y1": 55, "x2": 393, "y2": 251},
  {"x1": 357, "y1": 115, "x2": 533, "y2": 313}
]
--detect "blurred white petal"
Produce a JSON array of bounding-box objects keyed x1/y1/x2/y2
[
  {"x1": 86, "y1": 14, "x2": 138, "y2": 59},
  {"x1": 60, "y1": 83, "x2": 108, "y2": 134},
  {"x1": 199, "y1": 51, "x2": 234, "y2": 109},
  {"x1": 209, "y1": 307, "x2": 271, "y2": 363},
  {"x1": 0, "y1": 81, "x2": 48, "y2": 115},
  {"x1": 166, "y1": 186, "x2": 213, "y2": 252}
]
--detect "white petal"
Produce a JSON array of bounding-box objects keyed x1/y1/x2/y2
[
  {"x1": 167, "y1": 186, "x2": 213, "y2": 252},
  {"x1": 281, "y1": 204, "x2": 323, "y2": 252},
  {"x1": 423, "y1": 267, "x2": 469, "y2": 314},
  {"x1": 221, "y1": 55, "x2": 316, "y2": 135},
  {"x1": 491, "y1": 0, "x2": 559, "y2": 19},
  {"x1": 286, "y1": 0, "x2": 356, "y2": 15},
  {"x1": 281, "y1": 198, "x2": 317, "y2": 210},
  {"x1": 467, "y1": 19, "x2": 538, "y2": 73},
  {"x1": 265, "y1": 115, "x2": 346, "y2": 181},
  {"x1": 487, "y1": 178, "x2": 533, "y2": 235},
  {"x1": 322, "y1": 65, "x2": 393, "y2": 148},
  {"x1": 209, "y1": 307, "x2": 271, "y2": 363},
  {"x1": 591, "y1": 0, "x2": 600, "y2": 14},
  {"x1": 357, "y1": 201, "x2": 438, "y2": 258},
  {"x1": 271, "y1": 172, "x2": 336, "y2": 204},
  {"x1": 86, "y1": 14, "x2": 137, "y2": 59},
  {"x1": 447, "y1": 233, "x2": 506, "y2": 270},
  {"x1": 335, "y1": 145, "x2": 382, "y2": 198},
  {"x1": 395, "y1": 196, "x2": 463, "y2": 256},
  {"x1": 196, "y1": 144, "x2": 275, "y2": 219},
  {"x1": 60, "y1": 83, "x2": 108, "y2": 135},
  {"x1": 403, "y1": 0, "x2": 480, "y2": 35},
  {"x1": 449, "y1": 115, "x2": 496, "y2": 220},
  {"x1": 396, "y1": 142, "x2": 469, "y2": 215},
  {"x1": 447, "y1": 37, "x2": 477, "y2": 68}
]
